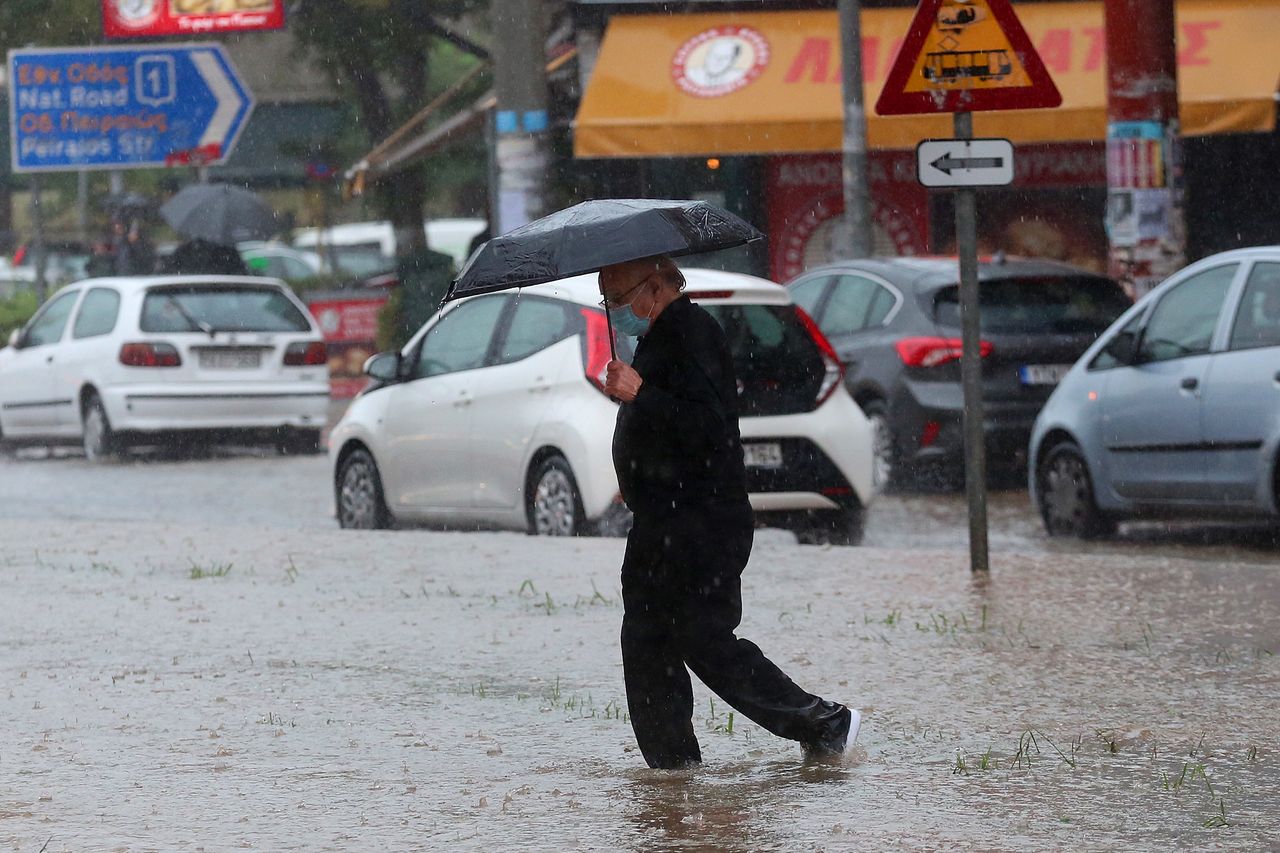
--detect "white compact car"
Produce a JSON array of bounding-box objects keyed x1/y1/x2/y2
[
  {"x1": 329, "y1": 268, "x2": 877, "y2": 544},
  {"x1": 0, "y1": 276, "x2": 330, "y2": 459}
]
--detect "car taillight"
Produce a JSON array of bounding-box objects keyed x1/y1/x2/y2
[
  {"x1": 794, "y1": 307, "x2": 844, "y2": 406},
  {"x1": 894, "y1": 336, "x2": 993, "y2": 368},
  {"x1": 580, "y1": 308, "x2": 614, "y2": 396},
  {"x1": 284, "y1": 341, "x2": 328, "y2": 366},
  {"x1": 119, "y1": 342, "x2": 181, "y2": 367},
  {"x1": 920, "y1": 420, "x2": 942, "y2": 447}
]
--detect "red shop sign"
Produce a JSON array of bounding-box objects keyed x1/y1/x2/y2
[{"x1": 103, "y1": 0, "x2": 285, "y2": 38}]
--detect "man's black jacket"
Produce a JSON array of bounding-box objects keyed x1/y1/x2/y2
[{"x1": 612, "y1": 295, "x2": 749, "y2": 515}]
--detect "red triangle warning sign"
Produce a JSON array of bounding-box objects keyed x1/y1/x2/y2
[{"x1": 876, "y1": 0, "x2": 1062, "y2": 115}]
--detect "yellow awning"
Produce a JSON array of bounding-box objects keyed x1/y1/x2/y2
[{"x1": 574, "y1": 0, "x2": 1279, "y2": 157}]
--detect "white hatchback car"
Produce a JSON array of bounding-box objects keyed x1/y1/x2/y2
[
  {"x1": 329, "y1": 268, "x2": 877, "y2": 544},
  {"x1": 0, "y1": 276, "x2": 330, "y2": 459}
]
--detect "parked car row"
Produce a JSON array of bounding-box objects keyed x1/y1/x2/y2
[{"x1": 5, "y1": 246, "x2": 1279, "y2": 545}]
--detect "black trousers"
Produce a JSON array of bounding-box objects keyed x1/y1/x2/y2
[{"x1": 620, "y1": 502, "x2": 849, "y2": 768}]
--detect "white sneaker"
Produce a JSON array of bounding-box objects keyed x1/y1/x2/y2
[{"x1": 843, "y1": 709, "x2": 862, "y2": 755}]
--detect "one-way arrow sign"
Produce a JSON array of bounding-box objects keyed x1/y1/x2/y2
[
  {"x1": 8, "y1": 43, "x2": 254, "y2": 173},
  {"x1": 917, "y1": 138, "x2": 1015, "y2": 188}
]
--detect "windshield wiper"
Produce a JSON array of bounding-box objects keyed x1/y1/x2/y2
[{"x1": 165, "y1": 295, "x2": 217, "y2": 337}]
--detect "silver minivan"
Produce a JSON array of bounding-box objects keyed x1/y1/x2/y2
[{"x1": 1030, "y1": 247, "x2": 1280, "y2": 536}]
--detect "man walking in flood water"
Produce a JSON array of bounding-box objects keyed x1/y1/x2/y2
[{"x1": 600, "y1": 255, "x2": 860, "y2": 769}]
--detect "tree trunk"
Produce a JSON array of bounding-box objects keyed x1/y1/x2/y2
[
  {"x1": 380, "y1": 167, "x2": 428, "y2": 256},
  {"x1": 384, "y1": 42, "x2": 430, "y2": 257},
  {"x1": 340, "y1": 49, "x2": 430, "y2": 253}
]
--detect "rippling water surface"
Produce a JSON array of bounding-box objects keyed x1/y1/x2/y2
[{"x1": 3, "y1": 517, "x2": 1278, "y2": 850}]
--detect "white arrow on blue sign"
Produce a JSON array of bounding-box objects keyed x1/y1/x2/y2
[{"x1": 7, "y1": 43, "x2": 254, "y2": 173}]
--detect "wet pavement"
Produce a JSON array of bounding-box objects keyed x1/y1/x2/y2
[
  {"x1": 2, "y1": 445, "x2": 1277, "y2": 564},
  {"x1": 2, "y1": 449, "x2": 1279, "y2": 849}
]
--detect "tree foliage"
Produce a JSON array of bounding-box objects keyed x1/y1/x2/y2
[
  {"x1": 290, "y1": 0, "x2": 490, "y2": 253},
  {"x1": 0, "y1": 0, "x2": 491, "y2": 251},
  {"x1": 0, "y1": 0, "x2": 104, "y2": 51}
]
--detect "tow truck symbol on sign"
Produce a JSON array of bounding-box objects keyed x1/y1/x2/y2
[{"x1": 922, "y1": 49, "x2": 1013, "y2": 84}]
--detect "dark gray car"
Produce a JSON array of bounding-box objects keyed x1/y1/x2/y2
[{"x1": 787, "y1": 256, "x2": 1130, "y2": 488}]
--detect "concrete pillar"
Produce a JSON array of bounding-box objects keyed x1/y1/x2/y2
[{"x1": 492, "y1": 0, "x2": 551, "y2": 234}]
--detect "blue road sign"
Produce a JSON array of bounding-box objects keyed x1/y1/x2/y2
[{"x1": 7, "y1": 43, "x2": 254, "y2": 173}]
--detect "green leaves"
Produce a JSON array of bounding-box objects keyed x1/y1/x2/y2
[{"x1": 0, "y1": 0, "x2": 103, "y2": 53}]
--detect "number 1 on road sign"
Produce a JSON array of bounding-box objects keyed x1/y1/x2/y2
[{"x1": 136, "y1": 56, "x2": 176, "y2": 106}]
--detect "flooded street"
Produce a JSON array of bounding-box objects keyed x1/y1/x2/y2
[
  {"x1": 3, "y1": 453, "x2": 1279, "y2": 849},
  {"x1": 4, "y1": 445, "x2": 1278, "y2": 563},
  {"x1": 4, "y1": 0, "x2": 1279, "y2": 845}
]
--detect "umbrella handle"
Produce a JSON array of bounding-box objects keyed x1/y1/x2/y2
[{"x1": 603, "y1": 309, "x2": 621, "y2": 404}]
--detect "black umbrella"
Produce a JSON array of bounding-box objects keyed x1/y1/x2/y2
[
  {"x1": 160, "y1": 182, "x2": 278, "y2": 245},
  {"x1": 449, "y1": 198, "x2": 763, "y2": 300},
  {"x1": 102, "y1": 191, "x2": 154, "y2": 215}
]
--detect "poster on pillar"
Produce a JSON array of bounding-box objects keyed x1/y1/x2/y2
[
  {"x1": 1105, "y1": 120, "x2": 1185, "y2": 298},
  {"x1": 766, "y1": 153, "x2": 929, "y2": 283}
]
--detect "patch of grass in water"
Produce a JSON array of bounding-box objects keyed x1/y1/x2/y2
[
  {"x1": 1203, "y1": 799, "x2": 1229, "y2": 828},
  {"x1": 188, "y1": 560, "x2": 233, "y2": 579}
]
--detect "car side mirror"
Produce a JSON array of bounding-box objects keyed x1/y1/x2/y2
[
  {"x1": 1104, "y1": 329, "x2": 1138, "y2": 365},
  {"x1": 363, "y1": 351, "x2": 401, "y2": 382},
  {"x1": 7, "y1": 329, "x2": 23, "y2": 349}
]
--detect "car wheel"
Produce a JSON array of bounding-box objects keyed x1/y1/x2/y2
[
  {"x1": 1036, "y1": 441, "x2": 1115, "y2": 539},
  {"x1": 527, "y1": 455, "x2": 586, "y2": 536},
  {"x1": 794, "y1": 505, "x2": 866, "y2": 547},
  {"x1": 277, "y1": 428, "x2": 324, "y2": 456},
  {"x1": 337, "y1": 448, "x2": 392, "y2": 530},
  {"x1": 861, "y1": 399, "x2": 895, "y2": 492},
  {"x1": 82, "y1": 393, "x2": 118, "y2": 462}
]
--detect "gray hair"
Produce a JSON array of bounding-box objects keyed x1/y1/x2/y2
[{"x1": 649, "y1": 255, "x2": 686, "y2": 292}]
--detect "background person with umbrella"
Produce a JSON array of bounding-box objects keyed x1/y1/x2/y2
[
  {"x1": 453, "y1": 200, "x2": 861, "y2": 768},
  {"x1": 94, "y1": 192, "x2": 156, "y2": 276},
  {"x1": 111, "y1": 214, "x2": 156, "y2": 276},
  {"x1": 159, "y1": 183, "x2": 278, "y2": 276}
]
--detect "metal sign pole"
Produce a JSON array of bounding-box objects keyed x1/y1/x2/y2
[
  {"x1": 838, "y1": 0, "x2": 874, "y2": 258},
  {"x1": 953, "y1": 111, "x2": 989, "y2": 573},
  {"x1": 30, "y1": 174, "x2": 48, "y2": 305}
]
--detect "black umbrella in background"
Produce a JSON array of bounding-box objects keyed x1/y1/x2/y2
[
  {"x1": 449, "y1": 199, "x2": 764, "y2": 360},
  {"x1": 160, "y1": 182, "x2": 278, "y2": 245},
  {"x1": 101, "y1": 191, "x2": 154, "y2": 216}
]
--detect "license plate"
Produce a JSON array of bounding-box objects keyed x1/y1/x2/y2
[
  {"x1": 199, "y1": 349, "x2": 261, "y2": 369},
  {"x1": 743, "y1": 442, "x2": 783, "y2": 468},
  {"x1": 1018, "y1": 364, "x2": 1072, "y2": 385}
]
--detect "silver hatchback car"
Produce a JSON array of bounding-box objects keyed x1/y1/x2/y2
[{"x1": 1030, "y1": 247, "x2": 1280, "y2": 536}]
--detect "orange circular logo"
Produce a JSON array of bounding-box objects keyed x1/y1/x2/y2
[{"x1": 671, "y1": 26, "x2": 770, "y2": 98}]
